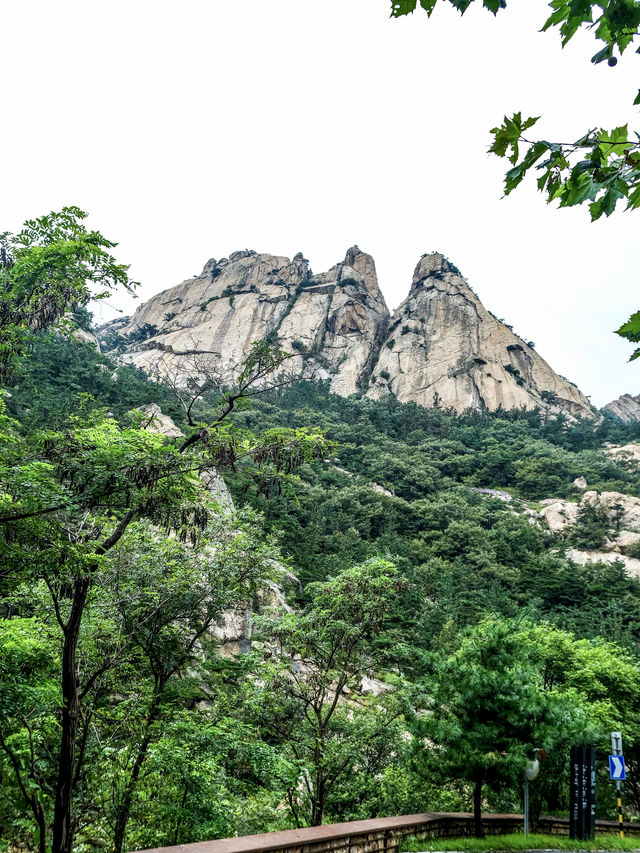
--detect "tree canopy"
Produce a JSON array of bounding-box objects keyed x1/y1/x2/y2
[
  {"x1": 5, "y1": 208, "x2": 640, "y2": 849},
  {"x1": 0, "y1": 208, "x2": 136, "y2": 382}
]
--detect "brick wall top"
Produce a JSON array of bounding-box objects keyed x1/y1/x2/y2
[
  {"x1": 131, "y1": 813, "x2": 522, "y2": 853},
  {"x1": 132, "y1": 811, "x2": 640, "y2": 853}
]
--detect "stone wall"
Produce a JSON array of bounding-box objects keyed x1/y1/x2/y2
[{"x1": 133, "y1": 811, "x2": 640, "y2": 853}]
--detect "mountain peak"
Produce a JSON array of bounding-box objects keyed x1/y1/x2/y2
[
  {"x1": 108, "y1": 247, "x2": 594, "y2": 419},
  {"x1": 410, "y1": 253, "x2": 463, "y2": 291}
]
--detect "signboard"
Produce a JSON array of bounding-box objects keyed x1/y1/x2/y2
[
  {"x1": 570, "y1": 746, "x2": 596, "y2": 841},
  {"x1": 609, "y1": 755, "x2": 626, "y2": 781},
  {"x1": 610, "y1": 732, "x2": 625, "y2": 838}
]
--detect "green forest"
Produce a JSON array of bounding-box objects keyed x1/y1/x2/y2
[{"x1": 3, "y1": 213, "x2": 640, "y2": 853}]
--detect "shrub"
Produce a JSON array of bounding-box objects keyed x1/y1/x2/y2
[
  {"x1": 503, "y1": 363, "x2": 525, "y2": 386},
  {"x1": 126, "y1": 323, "x2": 158, "y2": 344}
]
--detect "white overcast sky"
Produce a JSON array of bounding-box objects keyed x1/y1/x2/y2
[{"x1": 3, "y1": 0, "x2": 639, "y2": 407}]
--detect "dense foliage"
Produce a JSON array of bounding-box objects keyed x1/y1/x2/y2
[{"x1": 4, "y1": 308, "x2": 640, "y2": 848}]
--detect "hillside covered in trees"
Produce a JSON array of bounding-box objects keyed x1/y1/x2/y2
[{"x1": 4, "y1": 322, "x2": 640, "y2": 851}]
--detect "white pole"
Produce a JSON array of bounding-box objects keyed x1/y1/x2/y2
[{"x1": 524, "y1": 777, "x2": 529, "y2": 836}]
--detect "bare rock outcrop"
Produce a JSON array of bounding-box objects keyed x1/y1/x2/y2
[
  {"x1": 103, "y1": 248, "x2": 594, "y2": 418},
  {"x1": 540, "y1": 490, "x2": 640, "y2": 570},
  {"x1": 539, "y1": 498, "x2": 579, "y2": 533},
  {"x1": 603, "y1": 393, "x2": 640, "y2": 422},
  {"x1": 117, "y1": 247, "x2": 389, "y2": 397},
  {"x1": 70, "y1": 326, "x2": 101, "y2": 351},
  {"x1": 541, "y1": 490, "x2": 640, "y2": 535},
  {"x1": 133, "y1": 403, "x2": 290, "y2": 654},
  {"x1": 606, "y1": 443, "x2": 640, "y2": 466},
  {"x1": 565, "y1": 549, "x2": 640, "y2": 578},
  {"x1": 366, "y1": 254, "x2": 593, "y2": 417},
  {"x1": 134, "y1": 403, "x2": 185, "y2": 438}
]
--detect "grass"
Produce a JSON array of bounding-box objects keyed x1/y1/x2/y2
[{"x1": 400, "y1": 833, "x2": 640, "y2": 851}]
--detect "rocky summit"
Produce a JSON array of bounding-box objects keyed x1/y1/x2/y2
[
  {"x1": 603, "y1": 393, "x2": 640, "y2": 422},
  {"x1": 103, "y1": 248, "x2": 594, "y2": 418}
]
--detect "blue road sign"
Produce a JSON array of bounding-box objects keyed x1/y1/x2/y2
[{"x1": 609, "y1": 755, "x2": 626, "y2": 780}]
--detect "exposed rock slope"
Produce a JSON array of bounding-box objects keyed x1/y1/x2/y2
[
  {"x1": 106, "y1": 249, "x2": 594, "y2": 418},
  {"x1": 366, "y1": 254, "x2": 592, "y2": 416},
  {"x1": 117, "y1": 247, "x2": 389, "y2": 397},
  {"x1": 604, "y1": 394, "x2": 640, "y2": 422},
  {"x1": 539, "y1": 487, "x2": 640, "y2": 578}
]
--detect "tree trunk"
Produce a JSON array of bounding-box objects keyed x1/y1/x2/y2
[
  {"x1": 36, "y1": 807, "x2": 47, "y2": 853},
  {"x1": 310, "y1": 736, "x2": 325, "y2": 827},
  {"x1": 112, "y1": 690, "x2": 163, "y2": 853},
  {"x1": 50, "y1": 513, "x2": 136, "y2": 853},
  {"x1": 310, "y1": 782, "x2": 324, "y2": 827},
  {"x1": 473, "y1": 774, "x2": 484, "y2": 839},
  {"x1": 51, "y1": 578, "x2": 89, "y2": 853}
]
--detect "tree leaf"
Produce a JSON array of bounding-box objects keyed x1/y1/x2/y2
[
  {"x1": 390, "y1": 0, "x2": 417, "y2": 17},
  {"x1": 616, "y1": 310, "x2": 640, "y2": 343}
]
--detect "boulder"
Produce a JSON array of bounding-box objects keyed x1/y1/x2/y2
[
  {"x1": 539, "y1": 499, "x2": 578, "y2": 533},
  {"x1": 566, "y1": 549, "x2": 640, "y2": 579},
  {"x1": 360, "y1": 675, "x2": 390, "y2": 696},
  {"x1": 606, "y1": 443, "x2": 640, "y2": 465},
  {"x1": 592, "y1": 491, "x2": 640, "y2": 532},
  {"x1": 134, "y1": 403, "x2": 184, "y2": 438},
  {"x1": 616, "y1": 530, "x2": 640, "y2": 551}
]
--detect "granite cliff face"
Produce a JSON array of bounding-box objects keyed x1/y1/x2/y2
[
  {"x1": 366, "y1": 254, "x2": 592, "y2": 417},
  {"x1": 604, "y1": 394, "x2": 640, "y2": 423},
  {"x1": 114, "y1": 247, "x2": 389, "y2": 397},
  {"x1": 104, "y1": 249, "x2": 594, "y2": 418}
]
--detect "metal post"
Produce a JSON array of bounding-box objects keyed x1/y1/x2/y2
[
  {"x1": 616, "y1": 780, "x2": 624, "y2": 839},
  {"x1": 611, "y1": 732, "x2": 624, "y2": 840},
  {"x1": 524, "y1": 777, "x2": 529, "y2": 836}
]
